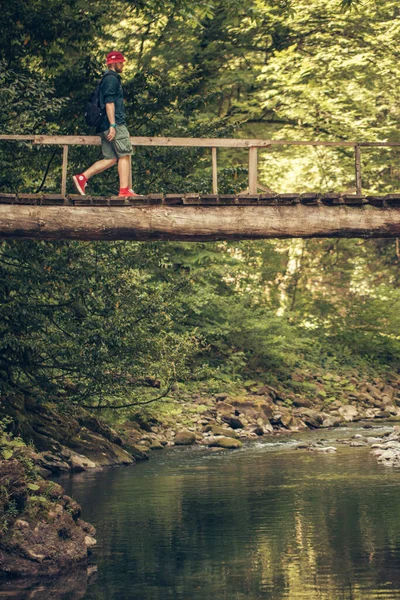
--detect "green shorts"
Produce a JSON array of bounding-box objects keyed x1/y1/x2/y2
[{"x1": 100, "y1": 124, "x2": 133, "y2": 160}]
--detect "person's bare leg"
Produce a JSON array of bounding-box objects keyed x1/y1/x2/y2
[
  {"x1": 118, "y1": 155, "x2": 130, "y2": 189},
  {"x1": 83, "y1": 158, "x2": 117, "y2": 180}
]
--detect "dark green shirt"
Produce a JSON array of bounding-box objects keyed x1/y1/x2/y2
[{"x1": 97, "y1": 70, "x2": 126, "y2": 133}]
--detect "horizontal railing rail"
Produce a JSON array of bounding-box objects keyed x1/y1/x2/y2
[{"x1": 0, "y1": 135, "x2": 399, "y2": 197}]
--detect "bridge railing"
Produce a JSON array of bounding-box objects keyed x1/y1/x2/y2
[{"x1": 1, "y1": 135, "x2": 399, "y2": 197}]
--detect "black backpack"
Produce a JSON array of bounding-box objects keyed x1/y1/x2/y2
[{"x1": 84, "y1": 72, "x2": 113, "y2": 128}]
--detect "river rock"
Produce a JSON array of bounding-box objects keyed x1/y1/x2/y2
[
  {"x1": 381, "y1": 395, "x2": 395, "y2": 406},
  {"x1": 369, "y1": 386, "x2": 382, "y2": 400},
  {"x1": 363, "y1": 408, "x2": 378, "y2": 418},
  {"x1": 205, "y1": 425, "x2": 239, "y2": 438},
  {"x1": 371, "y1": 441, "x2": 400, "y2": 449},
  {"x1": 370, "y1": 427, "x2": 400, "y2": 467},
  {"x1": 256, "y1": 417, "x2": 274, "y2": 433},
  {"x1": 1, "y1": 398, "x2": 138, "y2": 472},
  {"x1": 359, "y1": 392, "x2": 380, "y2": 407},
  {"x1": 289, "y1": 417, "x2": 307, "y2": 431},
  {"x1": 69, "y1": 428, "x2": 134, "y2": 467},
  {"x1": 279, "y1": 409, "x2": 293, "y2": 428},
  {"x1": 36, "y1": 452, "x2": 70, "y2": 474},
  {"x1": 338, "y1": 405, "x2": 358, "y2": 422},
  {"x1": 292, "y1": 397, "x2": 313, "y2": 408},
  {"x1": 375, "y1": 410, "x2": 392, "y2": 419},
  {"x1": 149, "y1": 440, "x2": 164, "y2": 450},
  {"x1": 308, "y1": 446, "x2": 337, "y2": 453},
  {"x1": 68, "y1": 451, "x2": 97, "y2": 472},
  {"x1": 174, "y1": 431, "x2": 196, "y2": 445},
  {"x1": 84, "y1": 535, "x2": 97, "y2": 548},
  {"x1": 207, "y1": 437, "x2": 243, "y2": 449},
  {"x1": 294, "y1": 408, "x2": 322, "y2": 428},
  {"x1": 383, "y1": 404, "x2": 398, "y2": 415},
  {"x1": 0, "y1": 458, "x2": 96, "y2": 578},
  {"x1": 121, "y1": 443, "x2": 149, "y2": 461},
  {"x1": 372, "y1": 448, "x2": 400, "y2": 467},
  {"x1": 215, "y1": 402, "x2": 235, "y2": 417},
  {"x1": 0, "y1": 510, "x2": 95, "y2": 577},
  {"x1": 321, "y1": 416, "x2": 340, "y2": 428},
  {"x1": 137, "y1": 439, "x2": 151, "y2": 449},
  {"x1": 253, "y1": 426, "x2": 264, "y2": 436},
  {"x1": 382, "y1": 385, "x2": 395, "y2": 399},
  {"x1": 229, "y1": 398, "x2": 275, "y2": 421},
  {"x1": 76, "y1": 414, "x2": 122, "y2": 445},
  {"x1": 222, "y1": 416, "x2": 244, "y2": 429}
]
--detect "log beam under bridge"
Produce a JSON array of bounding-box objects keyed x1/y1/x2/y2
[{"x1": 1, "y1": 194, "x2": 400, "y2": 240}]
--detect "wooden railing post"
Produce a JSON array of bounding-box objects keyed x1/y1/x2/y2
[
  {"x1": 61, "y1": 145, "x2": 69, "y2": 197},
  {"x1": 355, "y1": 144, "x2": 362, "y2": 194},
  {"x1": 212, "y1": 147, "x2": 218, "y2": 194},
  {"x1": 248, "y1": 146, "x2": 258, "y2": 194}
]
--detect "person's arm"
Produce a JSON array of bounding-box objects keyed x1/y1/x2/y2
[{"x1": 105, "y1": 103, "x2": 116, "y2": 141}]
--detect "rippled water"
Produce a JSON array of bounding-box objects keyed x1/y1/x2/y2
[{"x1": 3, "y1": 424, "x2": 400, "y2": 600}]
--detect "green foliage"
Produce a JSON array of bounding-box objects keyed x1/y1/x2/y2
[
  {"x1": 0, "y1": 418, "x2": 26, "y2": 460},
  {"x1": 0, "y1": 241, "x2": 198, "y2": 407},
  {"x1": 0, "y1": 0, "x2": 399, "y2": 411}
]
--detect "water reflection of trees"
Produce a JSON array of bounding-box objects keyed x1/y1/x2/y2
[
  {"x1": 0, "y1": 565, "x2": 96, "y2": 600},
  {"x1": 60, "y1": 448, "x2": 400, "y2": 599}
]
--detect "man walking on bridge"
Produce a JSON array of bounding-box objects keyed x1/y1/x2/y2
[{"x1": 73, "y1": 51, "x2": 138, "y2": 198}]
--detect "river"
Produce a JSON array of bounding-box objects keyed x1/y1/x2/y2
[{"x1": 3, "y1": 423, "x2": 400, "y2": 599}]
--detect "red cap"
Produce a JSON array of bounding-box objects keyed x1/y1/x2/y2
[{"x1": 106, "y1": 51, "x2": 126, "y2": 65}]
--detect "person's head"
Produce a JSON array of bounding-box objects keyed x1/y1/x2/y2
[{"x1": 106, "y1": 51, "x2": 125, "y2": 73}]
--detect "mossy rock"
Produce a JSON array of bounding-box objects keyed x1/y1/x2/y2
[
  {"x1": 174, "y1": 431, "x2": 196, "y2": 445},
  {"x1": 209, "y1": 425, "x2": 239, "y2": 438},
  {"x1": 121, "y1": 443, "x2": 149, "y2": 461},
  {"x1": 75, "y1": 413, "x2": 122, "y2": 445},
  {"x1": 149, "y1": 441, "x2": 164, "y2": 450},
  {"x1": 208, "y1": 437, "x2": 243, "y2": 449},
  {"x1": 69, "y1": 429, "x2": 134, "y2": 467}
]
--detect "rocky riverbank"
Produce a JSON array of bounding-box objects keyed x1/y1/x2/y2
[
  {"x1": 0, "y1": 430, "x2": 96, "y2": 578},
  {"x1": 119, "y1": 375, "x2": 400, "y2": 458},
  {"x1": 1, "y1": 396, "x2": 136, "y2": 476},
  {"x1": 2, "y1": 370, "x2": 400, "y2": 475}
]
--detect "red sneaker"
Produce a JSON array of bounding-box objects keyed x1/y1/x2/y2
[
  {"x1": 72, "y1": 173, "x2": 88, "y2": 195},
  {"x1": 118, "y1": 188, "x2": 139, "y2": 198}
]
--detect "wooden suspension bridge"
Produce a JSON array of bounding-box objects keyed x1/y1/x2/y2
[{"x1": 1, "y1": 135, "x2": 400, "y2": 241}]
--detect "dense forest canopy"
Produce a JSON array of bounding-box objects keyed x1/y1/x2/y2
[{"x1": 1, "y1": 0, "x2": 399, "y2": 410}]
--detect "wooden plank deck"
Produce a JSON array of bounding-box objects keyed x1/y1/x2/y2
[{"x1": 1, "y1": 192, "x2": 400, "y2": 207}]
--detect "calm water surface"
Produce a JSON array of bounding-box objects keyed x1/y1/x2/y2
[{"x1": 3, "y1": 424, "x2": 400, "y2": 600}]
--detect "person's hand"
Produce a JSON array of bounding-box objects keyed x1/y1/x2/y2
[{"x1": 106, "y1": 127, "x2": 116, "y2": 142}]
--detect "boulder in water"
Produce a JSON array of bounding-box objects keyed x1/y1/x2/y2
[
  {"x1": 207, "y1": 437, "x2": 243, "y2": 449},
  {"x1": 174, "y1": 431, "x2": 196, "y2": 445}
]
